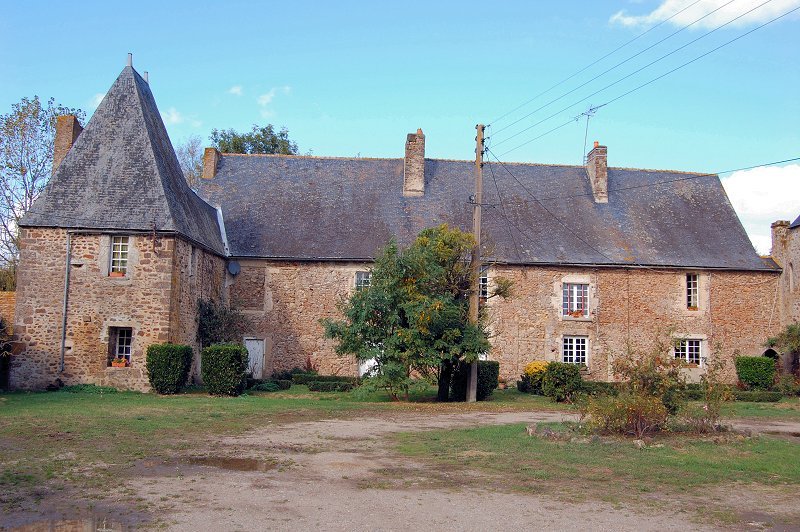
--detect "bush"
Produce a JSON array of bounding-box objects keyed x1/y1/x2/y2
[
  {"x1": 271, "y1": 367, "x2": 305, "y2": 381},
  {"x1": 732, "y1": 390, "x2": 783, "y2": 402},
  {"x1": 684, "y1": 383, "x2": 704, "y2": 400},
  {"x1": 307, "y1": 381, "x2": 355, "y2": 392},
  {"x1": 517, "y1": 374, "x2": 532, "y2": 393},
  {"x1": 585, "y1": 392, "x2": 668, "y2": 438},
  {"x1": 775, "y1": 374, "x2": 799, "y2": 396},
  {"x1": 735, "y1": 356, "x2": 776, "y2": 390},
  {"x1": 145, "y1": 343, "x2": 193, "y2": 394},
  {"x1": 450, "y1": 360, "x2": 500, "y2": 401},
  {"x1": 201, "y1": 343, "x2": 249, "y2": 396},
  {"x1": 247, "y1": 378, "x2": 292, "y2": 391},
  {"x1": 292, "y1": 373, "x2": 358, "y2": 385},
  {"x1": 518, "y1": 360, "x2": 548, "y2": 395},
  {"x1": 58, "y1": 384, "x2": 117, "y2": 394},
  {"x1": 275, "y1": 379, "x2": 292, "y2": 390},
  {"x1": 541, "y1": 362, "x2": 582, "y2": 402},
  {"x1": 612, "y1": 345, "x2": 685, "y2": 414},
  {"x1": 580, "y1": 380, "x2": 618, "y2": 396},
  {"x1": 251, "y1": 381, "x2": 280, "y2": 392}
]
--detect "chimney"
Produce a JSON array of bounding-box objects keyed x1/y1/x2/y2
[
  {"x1": 202, "y1": 147, "x2": 221, "y2": 179},
  {"x1": 53, "y1": 115, "x2": 83, "y2": 175},
  {"x1": 586, "y1": 140, "x2": 608, "y2": 203},
  {"x1": 403, "y1": 128, "x2": 425, "y2": 197},
  {"x1": 127, "y1": 53, "x2": 133, "y2": 67},
  {"x1": 143, "y1": 71, "x2": 149, "y2": 83},
  {"x1": 771, "y1": 220, "x2": 790, "y2": 264}
]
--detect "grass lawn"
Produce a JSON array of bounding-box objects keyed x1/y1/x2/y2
[{"x1": 721, "y1": 397, "x2": 800, "y2": 421}]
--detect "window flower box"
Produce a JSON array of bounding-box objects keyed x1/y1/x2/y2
[
  {"x1": 109, "y1": 271, "x2": 125, "y2": 278},
  {"x1": 111, "y1": 357, "x2": 128, "y2": 368}
]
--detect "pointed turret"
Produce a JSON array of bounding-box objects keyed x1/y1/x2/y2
[{"x1": 21, "y1": 66, "x2": 225, "y2": 255}]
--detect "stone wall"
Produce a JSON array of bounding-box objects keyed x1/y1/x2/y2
[
  {"x1": 228, "y1": 260, "x2": 779, "y2": 384},
  {"x1": 0, "y1": 291, "x2": 15, "y2": 333},
  {"x1": 487, "y1": 266, "x2": 780, "y2": 383},
  {"x1": 770, "y1": 221, "x2": 800, "y2": 326},
  {"x1": 10, "y1": 229, "x2": 225, "y2": 391}
]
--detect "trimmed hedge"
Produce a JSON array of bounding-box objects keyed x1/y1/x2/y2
[
  {"x1": 146, "y1": 343, "x2": 193, "y2": 394},
  {"x1": 292, "y1": 373, "x2": 359, "y2": 385},
  {"x1": 450, "y1": 360, "x2": 500, "y2": 401},
  {"x1": 580, "y1": 380, "x2": 619, "y2": 397},
  {"x1": 201, "y1": 343, "x2": 249, "y2": 396},
  {"x1": 247, "y1": 378, "x2": 292, "y2": 391},
  {"x1": 307, "y1": 381, "x2": 355, "y2": 392},
  {"x1": 541, "y1": 362, "x2": 583, "y2": 402},
  {"x1": 735, "y1": 356, "x2": 776, "y2": 390},
  {"x1": 732, "y1": 390, "x2": 783, "y2": 402},
  {"x1": 251, "y1": 381, "x2": 280, "y2": 392},
  {"x1": 271, "y1": 367, "x2": 305, "y2": 381}
]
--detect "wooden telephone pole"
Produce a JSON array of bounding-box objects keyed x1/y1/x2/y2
[{"x1": 467, "y1": 124, "x2": 485, "y2": 403}]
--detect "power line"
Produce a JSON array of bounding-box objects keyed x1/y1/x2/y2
[
  {"x1": 489, "y1": 0, "x2": 741, "y2": 137},
  {"x1": 487, "y1": 0, "x2": 705, "y2": 128},
  {"x1": 496, "y1": 3, "x2": 799, "y2": 158}
]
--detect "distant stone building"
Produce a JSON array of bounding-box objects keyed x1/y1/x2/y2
[{"x1": 8, "y1": 63, "x2": 782, "y2": 391}]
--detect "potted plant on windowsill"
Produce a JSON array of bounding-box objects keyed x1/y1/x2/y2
[
  {"x1": 109, "y1": 271, "x2": 125, "y2": 278},
  {"x1": 111, "y1": 357, "x2": 128, "y2": 368},
  {"x1": 568, "y1": 310, "x2": 585, "y2": 318}
]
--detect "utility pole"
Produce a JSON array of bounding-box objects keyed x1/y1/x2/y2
[{"x1": 467, "y1": 124, "x2": 485, "y2": 403}]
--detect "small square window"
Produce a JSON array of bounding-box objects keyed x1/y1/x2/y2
[
  {"x1": 674, "y1": 339, "x2": 702, "y2": 366},
  {"x1": 479, "y1": 272, "x2": 489, "y2": 303},
  {"x1": 110, "y1": 236, "x2": 129, "y2": 276},
  {"x1": 108, "y1": 327, "x2": 133, "y2": 367},
  {"x1": 562, "y1": 336, "x2": 587, "y2": 366},
  {"x1": 562, "y1": 283, "x2": 589, "y2": 318},
  {"x1": 355, "y1": 271, "x2": 371, "y2": 291},
  {"x1": 686, "y1": 274, "x2": 698, "y2": 309}
]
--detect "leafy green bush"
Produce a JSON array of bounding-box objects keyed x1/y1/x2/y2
[
  {"x1": 683, "y1": 383, "x2": 704, "y2": 400},
  {"x1": 731, "y1": 390, "x2": 783, "y2": 402},
  {"x1": 735, "y1": 356, "x2": 776, "y2": 390},
  {"x1": 775, "y1": 374, "x2": 799, "y2": 396},
  {"x1": 516, "y1": 374, "x2": 532, "y2": 393},
  {"x1": 251, "y1": 381, "x2": 280, "y2": 392},
  {"x1": 201, "y1": 343, "x2": 248, "y2": 396},
  {"x1": 271, "y1": 367, "x2": 305, "y2": 381},
  {"x1": 580, "y1": 380, "x2": 618, "y2": 396},
  {"x1": 612, "y1": 345, "x2": 685, "y2": 414},
  {"x1": 293, "y1": 373, "x2": 358, "y2": 385},
  {"x1": 517, "y1": 360, "x2": 548, "y2": 395},
  {"x1": 541, "y1": 362, "x2": 583, "y2": 402},
  {"x1": 274, "y1": 379, "x2": 292, "y2": 390},
  {"x1": 145, "y1": 343, "x2": 193, "y2": 394},
  {"x1": 307, "y1": 381, "x2": 355, "y2": 392},
  {"x1": 450, "y1": 360, "x2": 500, "y2": 401},
  {"x1": 585, "y1": 392, "x2": 668, "y2": 438}
]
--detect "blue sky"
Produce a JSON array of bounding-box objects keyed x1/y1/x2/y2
[{"x1": 1, "y1": 0, "x2": 798, "y2": 251}]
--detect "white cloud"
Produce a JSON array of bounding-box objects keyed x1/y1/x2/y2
[
  {"x1": 256, "y1": 86, "x2": 291, "y2": 118},
  {"x1": 162, "y1": 107, "x2": 184, "y2": 125},
  {"x1": 89, "y1": 93, "x2": 105, "y2": 109},
  {"x1": 228, "y1": 85, "x2": 243, "y2": 96},
  {"x1": 610, "y1": 0, "x2": 800, "y2": 30},
  {"x1": 721, "y1": 164, "x2": 800, "y2": 254}
]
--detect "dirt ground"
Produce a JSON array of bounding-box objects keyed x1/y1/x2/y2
[{"x1": 7, "y1": 411, "x2": 800, "y2": 531}]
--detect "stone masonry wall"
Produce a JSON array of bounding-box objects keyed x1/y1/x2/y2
[
  {"x1": 0, "y1": 292, "x2": 15, "y2": 333},
  {"x1": 770, "y1": 222, "x2": 800, "y2": 326},
  {"x1": 11, "y1": 229, "x2": 177, "y2": 391},
  {"x1": 229, "y1": 259, "x2": 779, "y2": 384}
]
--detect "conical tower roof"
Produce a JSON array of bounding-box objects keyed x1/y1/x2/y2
[{"x1": 21, "y1": 66, "x2": 226, "y2": 255}]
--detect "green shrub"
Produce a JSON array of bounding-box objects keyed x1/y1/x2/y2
[
  {"x1": 735, "y1": 356, "x2": 776, "y2": 390},
  {"x1": 275, "y1": 379, "x2": 292, "y2": 390},
  {"x1": 292, "y1": 373, "x2": 358, "y2": 385},
  {"x1": 684, "y1": 383, "x2": 704, "y2": 400},
  {"x1": 732, "y1": 390, "x2": 783, "y2": 402},
  {"x1": 541, "y1": 362, "x2": 582, "y2": 402},
  {"x1": 580, "y1": 380, "x2": 618, "y2": 396},
  {"x1": 775, "y1": 374, "x2": 799, "y2": 396},
  {"x1": 271, "y1": 367, "x2": 305, "y2": 381},
  {"x1": 145, "y1": 343, "x2": 193, "y2": 394},
  {"x1": 201, "y1": 343, "x2": 248, "y2": 396},
  {"x1": 307, "y1": 381, "x2": 355, "y2": 392},
  {"x1": 58, "y1": 384, "x2": 118, "y2": 394},
  {"x1": 251, "y1": 381, "x2": 280, "y2": 392},
  {"x1": 585, "y1": 392, "x2": 668, "y2": 438},
  {"x1": 450, "y1": 360, "x2": 500, "y2": 401},
  {"x1": 516, "y1": 374, "x2": 532, "y2": 393}
]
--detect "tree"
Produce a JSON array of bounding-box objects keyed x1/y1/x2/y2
[
  {"x1": 0, "y1": 96, "x2": 85, "y2": 283},
  {"x1": 323, "y1": 225, "x2": 510, "y2": 401},
  {"x1": 210, "y1": 124, "x2": 298, "y2": 155},
  {"x1": 175, "y1": 135, "x2": 204, "y2": 188}
]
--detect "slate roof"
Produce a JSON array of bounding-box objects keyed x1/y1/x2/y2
[
  {"x1": 196, "y1": 154, "x2": 774, "y2": 271},
  {"x1": 791, "y1": 214, "x2": 800, "y2": 229},
  {"x1": 21, "y1": 66, "x2": 225, "y2": 255}
]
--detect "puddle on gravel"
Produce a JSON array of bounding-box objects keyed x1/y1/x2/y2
[
  {"x1": 8, "y1": 515, "x2": 127, "y2": 531},
  {"x1": 187, "y1": 456, "x2": 277, "y2": 472}
]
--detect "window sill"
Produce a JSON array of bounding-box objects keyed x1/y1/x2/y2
[{"x1": 561, "y1": 315, "x2": 592, "y2": 322}]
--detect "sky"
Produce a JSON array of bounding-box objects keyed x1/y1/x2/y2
[{"x1": 1, "y1": 0, "x2": 798, "y2": 253}]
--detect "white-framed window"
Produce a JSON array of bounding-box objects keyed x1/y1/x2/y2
[
  {"x1": 108, "y1": 327, "x2": 133, "y2": 366},
  {"x1": 562, "y1": 283, "x2": 589, "y2": 318},
  {"x1": 479, "y1": 272, "x2": 489, "y2": 303},
  {"x1": 355, "y1": 271, "x2": 371, "y2": 291},
  {"x1": 686, "y1": 273, "x2": 698, "y2": 309},
  {"x1": 110, "y1": 236, "x2": 130, "y2": 275},
  {"x1": 562, "y1": 336, "x2": 588, "y2": 365},
  {"x1": 674, "y1": 338, "x2": 702, "y2": 366}
]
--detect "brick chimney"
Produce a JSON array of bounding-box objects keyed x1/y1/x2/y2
[
  {"x1": 585, "y1": 141, "x2": 608, "y2": 203},
  {"x1": 403, "y1": 128, "x2": 425, "y2": 197},
  {"x1": 771, "y1": 220, "x2": 790, "y2": 264},
  {"x1": 53, "y1": 115, "x2": 83, "y2": 175},
  {"x1": 202, "y1": 147, "x2": 221, "y2": 179}
]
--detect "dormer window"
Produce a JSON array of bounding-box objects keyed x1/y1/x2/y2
[
  {"x1": 110, "y1": 236, "x2": 129, "y2": 277},
  {"x1": 686, "y1": 274, "x2": 698, "y2": 309}
]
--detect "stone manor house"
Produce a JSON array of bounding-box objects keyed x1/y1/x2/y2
[{"x1": 7, "y1": 64, "x2": 794, "y2": 391}]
